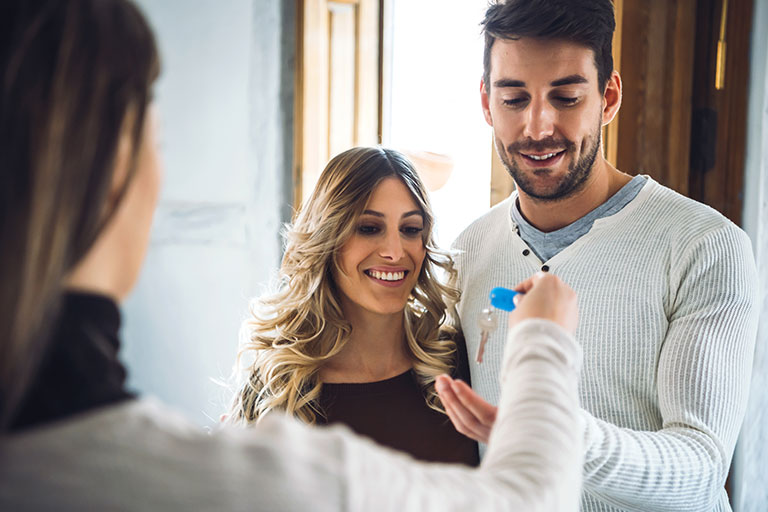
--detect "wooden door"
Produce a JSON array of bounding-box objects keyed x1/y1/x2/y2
[{"x1": 294, "y1": 0, "x2": 382, "y2": 208}]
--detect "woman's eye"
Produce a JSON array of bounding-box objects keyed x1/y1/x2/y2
[
  {"x1": 401, "y1": 226, "x2": 424, "y2": 237},
  {"x1": 357, "y1": 225, "x2": 380, "y2": 235}
]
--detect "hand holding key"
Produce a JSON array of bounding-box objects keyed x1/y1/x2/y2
[
  {"x1": 438, "y1": 272, "x2": 579, "y2": 443},
  {"x1": 475, "y1": 287, "x2": 520, "y2": 364},
  {"x1": 511, "y1": 272, "x2": 577, "y2": 333}
]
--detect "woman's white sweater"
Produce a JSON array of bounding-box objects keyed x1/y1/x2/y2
[{"x1": 0, "y1": 319, "x2": 583, "y2": 511}]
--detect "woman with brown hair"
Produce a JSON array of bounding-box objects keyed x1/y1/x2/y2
[
  {"x1": 0, "y1": 0, "x2": 161, "y2": 431},
  {"x1": 0, "y1": 0, "x2": 585, "y2": 510},
  {"x1": 229, "y1": 146, "x2": 478, "y2": 464}
]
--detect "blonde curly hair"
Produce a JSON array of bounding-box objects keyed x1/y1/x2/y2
[{"x1": 229, "y1": 147, "x2": 461, "y2": 425}]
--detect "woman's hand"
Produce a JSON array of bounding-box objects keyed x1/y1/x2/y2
[
  {"x1": 435, "y1": 375, "x2": 496, "y2": 443},
  {"x1": 510, "y1": 271, "x2": 577, "y2": 334},
  {"x1": 436, "y1": 272, "x2": 578, "y2": 443}
]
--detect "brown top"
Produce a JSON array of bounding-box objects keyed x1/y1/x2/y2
[{"x1": 317, "y1": 370, "x2": 479, "y2": 466}]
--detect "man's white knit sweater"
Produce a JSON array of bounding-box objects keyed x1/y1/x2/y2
[{"x1": 453, "y1": 177, "x2": 760, "y2": 512}]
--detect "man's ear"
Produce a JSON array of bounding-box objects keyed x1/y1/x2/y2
[
  {"x1": 602, "y1": 70, "x2": 622, "y2": 126},
  {"x1": 480, "y1": 78, "x2": 493, "y2": 127}
]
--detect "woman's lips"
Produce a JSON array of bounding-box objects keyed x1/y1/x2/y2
[{"x1": 364, "y1": 269, "x2": 408, "y2": 287}]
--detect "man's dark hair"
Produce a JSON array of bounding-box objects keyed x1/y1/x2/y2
[{"x1": 481, "y1": 0, "x2": 615, "y2": 93}]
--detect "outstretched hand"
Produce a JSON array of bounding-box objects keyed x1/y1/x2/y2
[
  {"x1": 435, "y1": 375, "x2": 497, "y2": 444},
  {"x1": 437, "y1": 272, "x2": 578, "y2": 443}
]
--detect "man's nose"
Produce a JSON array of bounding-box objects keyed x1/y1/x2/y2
[{"x1": 522, "y1": 98, "x2": 556, "y2": 141}]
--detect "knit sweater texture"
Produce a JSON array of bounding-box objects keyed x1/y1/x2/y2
[
  {"x1": 1, "y1": 320, "x2": 583, "y2": 511},
  {"x1": 453, "y1": 177, "x2": 759, "y2": 512}
]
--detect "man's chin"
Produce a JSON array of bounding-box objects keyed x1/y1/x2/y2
[{"x1": 513, "y1": 170, "x2": 562, "y2": 194}]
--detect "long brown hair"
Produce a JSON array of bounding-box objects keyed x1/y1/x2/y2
[
  {"x1": 0, "y1": 0, "x2": 159, "y2": 430},
  {"x1": 230, "y1": 147, "x2": 461, "y2": 424}
]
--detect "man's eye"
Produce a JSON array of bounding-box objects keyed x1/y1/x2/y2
[
  {"x1": 357, "y1": 225, "x2": 380, "y2": 235},
  {"x1": 502, "y1": 98, "x2": 526, "y2": 106},
  {"x1": 555, "y1": 97, "x2": 578, "y2": 105}
]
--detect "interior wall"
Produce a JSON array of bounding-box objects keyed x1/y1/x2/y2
[
  {"x1": 734, "y1": 0, "x2": 768, "y2": 508},
  {"x1": 121, "y1": 0, "x2": 294, "y2": 426}
]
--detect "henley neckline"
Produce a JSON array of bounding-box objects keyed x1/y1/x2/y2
[{"x1": 504, "y1": 175, "x2": 657, "y2": 265}]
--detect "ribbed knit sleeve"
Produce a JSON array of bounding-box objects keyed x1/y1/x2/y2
[
  {"x1": 0, "y1": 320, "x2": 583, "y2": 511},
  {"x1": 581, "y1": 223, "x2": 759, "y2": 512},
  {"x1": 346, "y1": 319, "x2": 583, "y2": 512}
]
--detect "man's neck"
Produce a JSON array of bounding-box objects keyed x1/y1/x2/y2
[{"x1": 516, "y1": 159, "x2": 632, "y2": 232}]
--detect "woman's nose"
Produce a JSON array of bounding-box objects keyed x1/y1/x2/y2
[{"x1": 378, "y1": 230, "x2": 404, "y2": 260}]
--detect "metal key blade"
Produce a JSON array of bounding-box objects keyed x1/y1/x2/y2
[
  {"x1": 476, "y1": 329, "x2": 489, "y2": 363},
  {"x1": 475, "y1": 307, "x2": 497, "y2": 364}
]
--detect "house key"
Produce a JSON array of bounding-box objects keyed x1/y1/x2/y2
[
  {"x1": 475, "y1": 307, "x2": 498, "y2": 364},
  {"x1": 475, "y1": 287, "x2": 521, "y2": 364}
]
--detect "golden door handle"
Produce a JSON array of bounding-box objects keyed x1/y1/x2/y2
[{"x1": 715, "y1": 0, "x2": 728, "y2": 90}]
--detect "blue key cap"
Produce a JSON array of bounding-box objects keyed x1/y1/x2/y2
[{"x1": 489, "y1": 287, "x2": 519, "y2": 312}]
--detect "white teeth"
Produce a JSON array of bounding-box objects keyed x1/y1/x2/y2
[
  {"x1": 368, "y1": 270, "x2": 405, "y2": 281},
  {"x1": 527, "y1": 152, "x2": 559, "y2": 161}
]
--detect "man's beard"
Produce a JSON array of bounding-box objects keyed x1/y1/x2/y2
[{"x1": 496, "y1": 120, "x2": 602, "y2": 201}]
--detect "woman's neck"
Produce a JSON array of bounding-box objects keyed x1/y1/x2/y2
[{"x1": 320, "y1": 306, "x2": 413, "y2": 384}]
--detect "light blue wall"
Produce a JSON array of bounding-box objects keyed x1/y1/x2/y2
[
  {"x1": 121, "y1": 0, "x2": 294, "y2": 426},
  {"x1": 735, "y1": 0, "x2": 768, "y2": 509}
]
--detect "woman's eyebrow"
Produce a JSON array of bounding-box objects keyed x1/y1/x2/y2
[
  {"x1": 360, "y1": 209, "x2": 423, "y2": 219},
  {"x1": 402, "y1": 210, "x2": 423, "y2": 219}
]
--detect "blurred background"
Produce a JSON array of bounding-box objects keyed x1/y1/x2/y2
[{"x1": 123, "y1": 1, "x2": 767, "y2": 508}]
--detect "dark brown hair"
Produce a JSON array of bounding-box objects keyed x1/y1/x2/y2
[
  {"x1": 481, "y1": 0, "x2": 615, "y2": 93},
  {"x1": 0, "y1": 0, "x2": 159, "y2": 429}
]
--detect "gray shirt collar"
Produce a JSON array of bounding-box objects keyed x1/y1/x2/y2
[{"x1": 510, "y1": 175, "x2": 648, "y2": 262}]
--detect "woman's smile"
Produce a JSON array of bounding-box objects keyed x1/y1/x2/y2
[{"x1": 334, "y1": 177, "x2": 426, "y2": 317}]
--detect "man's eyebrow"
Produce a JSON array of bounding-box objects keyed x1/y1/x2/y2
[
  {"x1": 550, "y1": 74, "x2": 589, "y2": 87},
  {"x1": 492, "y1": 75, "x2": 589, "y2": 89},
  {"x1": 361, "y1": 209, "x2": 423, "y2": 219},
  {"x1": 493, "y1": 79, "x2": 525, "y2": 88}
]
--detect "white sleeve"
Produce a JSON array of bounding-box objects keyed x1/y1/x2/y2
[
  {"x1": 0, "y1": 319, "x2": 582, "y2": 511},
  {"x1": 341, "y1": 318, "x2": 583, "y2": 512},
  {"x1": 581, "y1": 224, "x2": 760, "y2": 511}
]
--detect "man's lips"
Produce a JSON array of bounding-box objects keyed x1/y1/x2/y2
[{"x1": 518, "y1": 149, "x2": 566, "y2": 167}]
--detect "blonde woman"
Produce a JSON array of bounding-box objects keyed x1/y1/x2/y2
[{"x1": 230, "y1": 147, "x2": 478, "y2": 465}]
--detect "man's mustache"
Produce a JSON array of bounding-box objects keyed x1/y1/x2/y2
[{"x1": 507, "y1": 137, "x2": 575, "y2": 154}]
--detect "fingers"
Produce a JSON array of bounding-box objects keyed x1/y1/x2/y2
[
  {"x1": 436, "y1": 375, "x2": 493, "y2": 444},
  {"x1": 513, "y1": 270, "x2": 547, "y2": 294},
  {"x1": 509, "y1": 272, "x2": 579, "y2": 333},
  {"x1": 450, "y1": 380, "x2": 498, "y2": 426}
]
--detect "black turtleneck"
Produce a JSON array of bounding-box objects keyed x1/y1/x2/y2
[{"x1": 10, "y1": 292, "x2": 135, "y2": 431}]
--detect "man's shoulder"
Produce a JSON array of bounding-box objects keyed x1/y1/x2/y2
[{"x1": 638, "y1": 178, "x2": 737, "y2": 235}]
